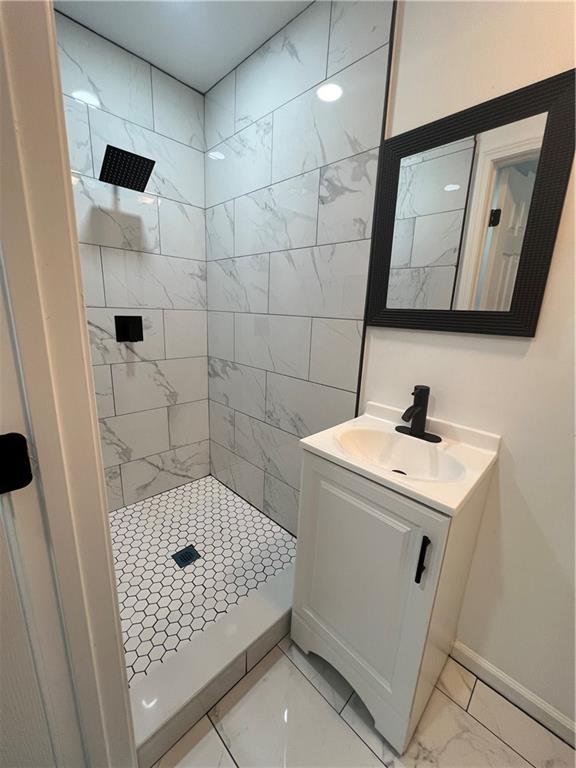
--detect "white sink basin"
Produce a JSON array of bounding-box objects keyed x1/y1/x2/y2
[
  {"x1": 300, "y1": 402, "x2": 500, "y2": 515},
  {"x1": 336, "y1": 427, "x2": 465, "y2": 482}
]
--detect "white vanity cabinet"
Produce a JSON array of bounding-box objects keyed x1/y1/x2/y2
[{"x1": 291, "y1": 406, "x2": 499, "y2": 754}]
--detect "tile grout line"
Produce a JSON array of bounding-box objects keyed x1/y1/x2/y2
[{"x1": 206, "y1": 711, "x2": 240, "y2": 768}]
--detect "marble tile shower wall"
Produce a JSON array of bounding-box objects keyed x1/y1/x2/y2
[
  {"x1": 56, "y1": 14, "x2": 209, "y2": 508},
  {"x1": 205, "y1": 1, "x2": 394, "y2": 534}
]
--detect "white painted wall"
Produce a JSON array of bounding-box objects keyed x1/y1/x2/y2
[{"x1": 361, "y1": 1, "x2": 575, "y2": 726}]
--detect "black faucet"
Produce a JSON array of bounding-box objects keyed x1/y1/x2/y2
[{"x1": 396, "y1": 385, "x2": 441, "y2": 443}]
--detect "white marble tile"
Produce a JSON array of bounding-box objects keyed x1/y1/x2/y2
[
  {"x1": 121, "y1": 441, "x2": 209, "y2": 505},
  {"x1": 210, "y1": 646, "x2": 382, "y2": 767},
  {"x1": 235, "y1": 412, "x2": 302, "y2": 490},
  {"x1": 318, "y1": 151, "x2": 379, "y2": 244},
  {"x1": 101, "y1": 248, "x2": 206, "y2": 310},
  {"x1": 235, "y1": 171, "x2": 319, "y2": 257},
  {"x1": 104, "y1": 465, "x2": 123, "y2": 511},
  {"x1": 269, "y1": 241, "x2": 370, "y2": 319},
  {"x1": 168, "y1": 400, "x2": 209, "y2": 448},
  {"x1": 112, "y1": 357, "x2": 208, "y2": 415},
  {"x1": 309, "y1": 318, "x2": 362, "y2": 392},
  {"x1": 327, "y1": 1, "x2": 393, "y2": 76},
  {"x1": 164, "y1": 310, "x2": 207, "y2": 359},
  {"x1": 266, "y1": 372, "x2": 356, "y2": 438},
  {"x1": 436, "y1": 658, "x2": 476, "y2": 710},
  {"x1": 79, "y1": 243, "x2": 105, "y2": 306},
  {"x1": 209, "y1": 400, "x2": 235, "y2": 451},
  {"x1": 234, "y1": 314, "x2": 311, "y2": 378},
  {"x1": 205, "y1": 72, "x2": 235, "y2": 150},
  {"x1": 246, "y1": 616, "x2": 291, "y2": 673},
  {"x1": 272, "y1": 47, "x2": 387, "y2": 183},
  {"x1": 99, "y1": 407, "x2": 169, "y2": 468},
  {"x1": 153, "y1": 715, "x2": 235, "y2": 768},
  {"x1": 207, "y1": 312, "x2": 234, "y2": 361},
  {"x1": 395, "y1": 148, "x2": 473, "y2": 220},
  {"x1": 263, "y1": 474, "x2": 299, "y2": 535},
  {"x1": 234, "y1": 2, "x2": 330, "y2": 131},
  {"x1": 89, "y1": 108, "x2": 204, "y2": 207},
  {"x1": 390, "y1": 218, "x2": 415, "y2": 268},
  {"x1": 158, "y1": 200, "x2": 205, "y2": 261},
  {"x1": 387, "y1": 266, "x2": 456, "y2": 310},
  {"x1": 86, "y1": 308, "x2": 165, "y2": 364},
  {"x1": 468, "y1": 682, "x2": 574, "y2": 768},
  {"x1": 205, "y1": 116, "x2": 272, "y2": 207},
  {"x1": 72, "y1": 175, "x2": 160, "y2": 253},
  {"x1": 341, "y1": 689, "x2": 532, "y2": 767},
  {"x1": 208, "y1": 358, "x2": 265, "y2": 420},
  {"x1": 402, "y1": 137, "x2": 476, "y2": 167},
  {"x1": 278, "y1": 637, "x2": 353, "y2": 712},
  {"x1": 151, "y1": 68, "x2": 204, "y2": 151},
  {"x1": 55, "y1": 13, "x2": 153, "y2": 128},
  {"x1": 210, "y1": 441, "x2": 264, "y2": 510},
  {"x1": 411, "y1": 210, "x2": 464, "y2": 267},
  {"x1": 63, "y1": 95, "x2": 93, "y2": 175},
  {"x1": 205, "y1": 202, "x2": 234, "y2": 261},
  {"x1": 207, "y1": 254, "x2": 268, "y2": 313},
  {"x1": 92, "y1": 365, "x2": 115, "y2": 418}
]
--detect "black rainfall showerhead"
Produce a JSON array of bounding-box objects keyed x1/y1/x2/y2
[{"x1": 99, "y1": 144, "x2": 155, "y2": 192}]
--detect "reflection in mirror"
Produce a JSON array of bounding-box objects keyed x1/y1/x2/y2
[{"x1": 386, "y1": 113, "x2": 547, "y2": 312}]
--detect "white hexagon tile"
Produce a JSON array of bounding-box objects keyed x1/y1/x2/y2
[{"x1": 109, "y1": 475, "x2": 297, "y2": 684}]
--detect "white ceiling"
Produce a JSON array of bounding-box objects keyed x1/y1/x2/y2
[{"x1": 54, "y1": 1, "x2": 310, "y2": 93}]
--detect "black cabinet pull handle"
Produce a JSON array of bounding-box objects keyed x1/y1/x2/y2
[
  {"x1": 415, "y1": 535, "x2": 431, "y2": 584},
  {"x1": 0, "y1": 433, "x2": 33, "y2": 495}
]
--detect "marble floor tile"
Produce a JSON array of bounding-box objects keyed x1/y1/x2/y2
[
  {"x1": 269, "y1": 241, "x2": 370, "y2": 320},
  {"x1": 72, "y1": 176, "x2": 160, "y2": 254},
  {"x1": 205, "y1": 202, "x2": 234, "y2": 261},
  {"x1": 263, "y1": 474, "x2": 299, "y2": 536},
  {"x1": 153, "y1": 716, "x2": 234, "y2": 768},
  {"x1": 436, "y1": 658, "x2": 476, "y2": 709},
  {"x1": 151, "y1": 68, "x2": 204, "y2": 152},
  {"x1": 79, "y1": 244, "x2": 105, "y2": 307},
  {"x1": 89, "y1": 108, "x2": 205, "y2": 207},
  {"x1": 234, "y1": 2, "x2": 330, "y2": 131},
  {"x1": 328, "y1": 0, "x2": 393, "y2": 76},
  {"x1": 342, "y1": 689, "x2": 532, "y2": 767},
  {"x1": 468, "y1": 682, "x2": 574, "y2": 768},
  {"x1": 207, "y1": 254, "x2": 269, "y2": 314},
  {"x1": 101, "y1": 248, "x2": 206, "y2": 311},
  {"x1": 63, "y1": 95, "x2": 94, "y2": 176},
  {"x1": 234, "y1": 313, "x2": 312, "y2": 379},
  {"x1": 209, "y1": 646, "x2": 383, "y2": 767},
  {"x1": 158, "y1": 200, "x2": 205, "y2": 261},
  {"x1": 205, "y1": 116, "x2": 272, "y2": 208},
  {"x1": 272, "y1": 47, "x2": 388, "y2": 183},
  {"x1": 278, "y1": 637, "x2": 353, "y2": 713},
  {"x1": 234, "y1": 171, "x2": 320, "y2": 257},
  {"x1": 318, "y1": 150, "x2": 379, "y2": 245},
  {"x1": 56, "y1": 13, "x2": 153, "y2": 128},
  {"x1": 205, "y1": 72, "x2": 235, "y2": 150}
]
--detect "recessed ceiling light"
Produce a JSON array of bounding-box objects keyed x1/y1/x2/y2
[
  {"x1": 208, "y1": 151, "x2": 225, "y2": 160},
  {"x1": 72, "y1": 90, "x2": 100, "y2": 108},
  {"x1": 444, "y1": 184, "x2": 461, "y2": 192},
  {"x1": 316, "y1": 83, "x2": 343, "y2": 102}
]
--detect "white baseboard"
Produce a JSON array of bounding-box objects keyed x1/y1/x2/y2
[{"x1": 451, "y1": 640, "x2": 575, "y2": 747}]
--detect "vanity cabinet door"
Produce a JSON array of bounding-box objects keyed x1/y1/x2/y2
[{"x1": 292, "y1": 453, "x2": 450, "y2": 721}]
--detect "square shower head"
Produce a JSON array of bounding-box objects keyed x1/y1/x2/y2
[{"x1": 99, "y1": 144, "x2": 155, "y2": 192}]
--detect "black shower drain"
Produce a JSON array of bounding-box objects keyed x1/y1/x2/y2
[{"x1": 172, "y1": 544, "x2": 201, "y2": 568}]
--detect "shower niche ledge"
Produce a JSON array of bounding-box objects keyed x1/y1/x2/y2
[{"x1": 291, "y1": 402, "x2": 500, "y2": 754}]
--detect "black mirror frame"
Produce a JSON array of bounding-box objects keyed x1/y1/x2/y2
[{"x1": 365, "y1": 69, "x2": 575, "y2": 337}]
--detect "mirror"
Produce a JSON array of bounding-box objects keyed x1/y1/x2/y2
[{"x1": 367, "y1": 70, "x2": 574, "y2": 336}]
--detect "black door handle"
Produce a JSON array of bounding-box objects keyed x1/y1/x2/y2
[
  {"x1": 0, "y1": 433, "x2": 33, "y2": 494},
  {"x1": 415, "y1": 535, "x2": 431, "y2": 584}
]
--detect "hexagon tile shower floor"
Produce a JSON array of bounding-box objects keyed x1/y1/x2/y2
[{"x1": 109, "y1": 475, "x2": 297, "y2": 684}]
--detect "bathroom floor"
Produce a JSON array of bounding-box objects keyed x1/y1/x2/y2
[
  {"x1": 154, "y1": 645, "x2": 574, "y2": 768},
  {"x1": 109, "y1": 475, "x2": 296, "y2": 684}
]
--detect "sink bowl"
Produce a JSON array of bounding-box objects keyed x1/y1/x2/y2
[{"x1": 336, "y1": 427, "x2": 465, "y2": 482}]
